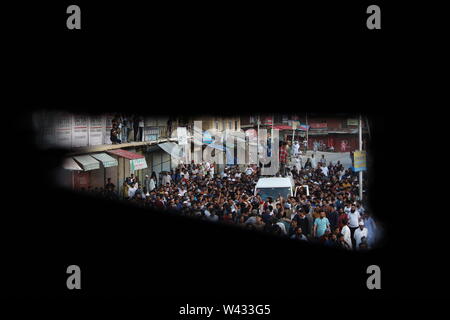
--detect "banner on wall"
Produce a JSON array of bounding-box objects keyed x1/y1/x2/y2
[
  {"x1": 39, "y1": 111, "x2": 56, "y2": 147},
  {"x1": 89, "y1": 115, "x2": 105, "y2": 146},
  {"x1": 72, "y1": 115, "x2": 89, "y2": 147},
  {"x1": 55, "y1": 113, "x2": 72, "y2": 148}
]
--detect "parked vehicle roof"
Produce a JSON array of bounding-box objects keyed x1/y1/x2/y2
[{"x1": 256, "y1": 177, "x2": 293, "y2": 189}]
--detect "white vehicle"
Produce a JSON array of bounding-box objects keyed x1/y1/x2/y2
[{"x1": 254, "y1": 177, "x2": 295, "y2": 200}]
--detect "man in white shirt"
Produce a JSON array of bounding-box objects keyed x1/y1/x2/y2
[
  {"x1": 341, "y1": 219, "x2": 353, "y2": 249},
  {"x1": 354, "y1": 221, "x2": 368, "y2": 250},
  {"x1": 292, "y1": 141, "x2": 300, "y2": 156},
  {"x1": 321, "y1": 165, "x2": 329, "y2": 176},
  {"x1": 293, "y1": 156, "x2": 302, "y2": 173},
  {"x1": 347, "y1": 205, "x2": 360, "y2": 228},
  {"x1": 128, "y1": 183, "x2": 138, "y2": 198},
  {"x1": 162, "y1": 172, "x2": 172, "y2": 186},
  {"x1": 347, "y1": 204, "x2": 361, "y2": 247},
  {"x1": 311, "y1": 154, "x2": 317, "y2": 168}
]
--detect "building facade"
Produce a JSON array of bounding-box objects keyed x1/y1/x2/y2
[{"x1": 240, "y1": 113, "x2": 368, "y2": 152}]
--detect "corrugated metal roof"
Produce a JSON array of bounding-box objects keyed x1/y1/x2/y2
[
  {"x1": 91, "y1": 153, "x2": 118, "y2": 168},
  {"x1": 107, "y1": 149, "x2": 144, "y2": 160},
  {"x1": 73, "y1": 155, "x2": 100, "y2": 171},
  {"x1": 63, "y1": 157, "x2": 82, "y2": 171}
]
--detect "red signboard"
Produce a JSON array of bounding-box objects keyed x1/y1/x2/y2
[
  {"x1": 309, "y1": 122, "x2": 328, "y2": 129},
  {"x1": 263, "y1": 117, "x2": 273, "y2": 125}
]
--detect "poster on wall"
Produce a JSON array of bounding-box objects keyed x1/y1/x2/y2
[
  {"x1": 72, "y1": 115, "x2": 89, "y2": 148},
  {"x1": 55, "y1": 113, "x2": 72, "y2": 148},
  {"x1": 144, "y1": 127, "x2": 159, "y2": 142},
  {"x1": 89, "y1": 115, "x2": 105, "y2": 146}
]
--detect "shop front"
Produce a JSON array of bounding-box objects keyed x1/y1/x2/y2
[
  {"x1": 90, "y1": 152, "x2": 119, "y2": 190},
  {"x1": 61, "y1": 157, "x2": 83, "y2": 189},
  {"x1": 63, "y1": 153, "x2": 119, "y2": 191},
  {"x1": 144, "y1": 144, "x2": 173, "y2": 184},
  {"x1": 107, "y1": 148, "x2": 148, "y2": 191},
  {"x1": 72, "y1": 154, "x2": 100, "y2": 190}
]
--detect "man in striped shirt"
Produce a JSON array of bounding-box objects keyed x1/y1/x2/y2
[{"x1": 279, "y1": 142, "x2": 288, "y2": 176}]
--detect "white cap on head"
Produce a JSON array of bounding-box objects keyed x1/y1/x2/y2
[{"x1": 359, "y1": 221, "x2": 365, "y2": 226}]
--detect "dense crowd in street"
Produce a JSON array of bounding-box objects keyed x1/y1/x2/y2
[{"x1": 83, "y1": 141, "x2": 378, "y2": 251}]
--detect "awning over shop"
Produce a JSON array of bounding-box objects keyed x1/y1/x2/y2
[
  {"x1": 63, "y1": 157, "x2": 83, "y2": 171},
  {"x1": 91, "y1": 152, "x2": 118, "y2": 168},
  {"x1": 107, "y1": 149, "x2": 144, "y2": 160},
  {"x1": 273, "y1": 125, "x2": 293, "y2": 130},
  {"x1": 73, "y1": 155, "x2": 100, "y2": 171},
  {"x1": 272, "y1": 124, "x2": 309, "y2": 131},
  {"x1": 107, "y1": 149, "x2": 148, "y2": 171}
]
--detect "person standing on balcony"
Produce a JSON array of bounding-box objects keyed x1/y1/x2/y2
[
  {"x1": 110, "y1": 123, "x2": 121, "y2": 144},
  {"x1": 138, "y1": 116, "x2": 144, "y2": 141},
  {"x1": 121, "y1": 114, "x2": 129, "y2": 143},
  {"x1": 167, "y1": 119, "x2": 173, "y2": 137},
  {"x1": 133, "y1": 115, "x2": 139, "y2": 141}
]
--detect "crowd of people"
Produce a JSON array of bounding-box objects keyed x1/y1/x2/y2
[{"x1": 85, "y1": 144, "x2": 378, "y2": 250}]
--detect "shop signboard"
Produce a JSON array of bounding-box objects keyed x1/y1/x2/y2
[
  {"x1": 130, "y1": 158, "x2": 148, "y2": 171},
  {"x1": 353, "y1": 151, "x2": 367, "y2": 172},
  {"x1": 309, "y1": 122, "x2": 327, "y2": 129}
]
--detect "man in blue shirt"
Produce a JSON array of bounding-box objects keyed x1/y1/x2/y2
[{"x1": 313, "y1": 211, "x2": 330, "y2": 239}]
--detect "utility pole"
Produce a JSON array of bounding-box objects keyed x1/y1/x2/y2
[
  {"x1": 359, "y1": 113, "x2": 363, "y2": 200},
  {"x1": 272, "y1": 114, "x2": 274, "y2": 151},
  {"x1": 305, "y1": 112, "x2": 309, "y2": 153},
  {"x1": 272, "y1": 114, "x2": 274, "y2": 136},
  {"x1": 292, "y1": 120, "x2": 295, "y2": 144},
  {"x1": 257, "y1": 114, "x2": 260, "y2": 167}
]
